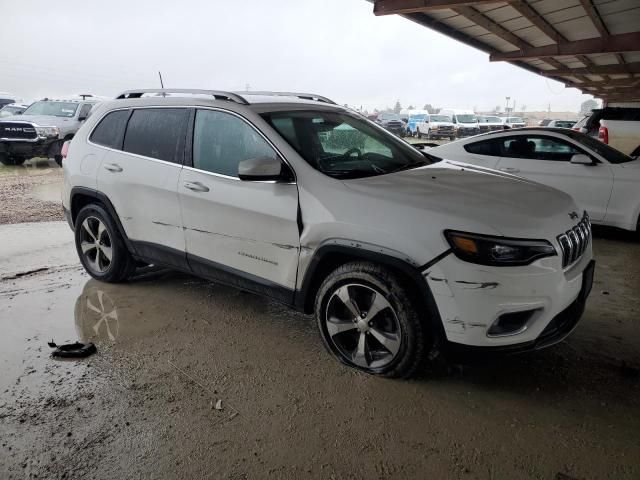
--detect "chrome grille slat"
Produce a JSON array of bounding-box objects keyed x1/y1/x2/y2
[{"x1": 557, "y1": 212, "x2": 591, "y2": 268}]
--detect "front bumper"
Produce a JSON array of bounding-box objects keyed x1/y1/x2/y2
[
  {"x1": 456, "y1": 128, "x2": 480, "y2": 137},
  {"x1": 424, "y1": 248, "x2": 594, "y2": 349},
  {"x1": 0, "y1": 138, "x2": 61, "y2": 158}
]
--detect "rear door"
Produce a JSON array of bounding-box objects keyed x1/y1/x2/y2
[
  {"x1": 96, "y1": 107, "x2": 189, "y2": 266},
  {"x1": 178, "y1": 108, "x2": 300, "y2": 300},
  {"x1": 495, "y1": 133, "x2": 614, "y2": 220}
]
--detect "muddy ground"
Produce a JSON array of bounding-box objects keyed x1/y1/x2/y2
[
  {"x1": 0, "y1": 166, "x2": 639, "y2": 480},
  {"x1": 0, "y1": 159, "x2": 63, "y2": 225}
]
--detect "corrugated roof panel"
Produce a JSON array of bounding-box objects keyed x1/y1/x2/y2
[
  {"x1": 601, "y1": 7, "x2": 640, "y2": 35},
  {"x1": 554, "y1": 16, "x2": 603, "y2": 40},
  {"x1": 472, "y1": 2, "x2": 514, "y2": 13},
  {"x1": 473, "y1": 33, "x2": 521, "y2": 52},
  {"x1": 481, "y1": 5, "x2": 521, "y2": 23},
  {"x1": 510, "y1": 26, "x2": 557, "y2": 47},
  {"x1": 589, "y1": 53, "x2": 626, "y2": 65},
  {"x1": 439, "y1": 14, "x2": 478, "y2": 30},
  {"x1": 423, "y1": 10, "x2": 457, "y2": 21},
  {"x1": 528, "y1": 0, "x2": 582, "y2": 16},
  {"x1": 459, "y1": 24, "x2": 494, "y2": 38},
  {"x1": 545, "y1": 5, "x2": 590, "y2": 24},
  {"x1": 595, "y1": 0, "x2": 639, "y2": 16},
  {"x1": 623, "y1": 52, "x2": 640, "y2": 62}
]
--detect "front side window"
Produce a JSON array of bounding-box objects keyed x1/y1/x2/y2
[
  {"x1": 90, "y1": 109, "x2": 130, "y2": 149},
  {"x1": 23, "y1": 101, "x2": 78, "y2": 118},
  {"x1": 502, "y1": 135, "x2": 581, "y2": 161},
  {"x1": 193, "y1": 109, "x2": 277, "y2": 177},
  {"x1": 123, "y1": 108, "x2": 188, "y2": 163},
  {"x1": 78, "y1": 103, "x2": 93, "y2": 119},
  {"x1": 262, "y1": 110, "x2": 434, "y2": 179}
]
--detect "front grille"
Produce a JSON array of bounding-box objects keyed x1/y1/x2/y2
[
  {"x1": 0, "y1": 122, "x2": 37, "y2": 140},
  {"x1": 557, "y1": 212, "x2": 591, "y2": 268}
]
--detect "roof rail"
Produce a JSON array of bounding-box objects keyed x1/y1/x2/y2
[
  {"x1": 115, "y1": 89, "x2": 249, "y2": 105},
  {"x1": 239, "y1": 91, "x2": 337, "y2": 105}
]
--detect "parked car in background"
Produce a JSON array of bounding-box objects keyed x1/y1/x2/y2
[
  {"x1": 62, "y1": 88, "x2": 594, "y2": 377},
  {"x1": 430, "y1": 128, "x2": 640, "y2": 231},
  {"x1": 439, "y1": 109, "x2": 480, "y2": 138},
  {"x1": 0, "y1": 97, "x2": 99, "y2": 166},
  {"x1": 405, "y1": 111, "x2": 430, "y2": 137},
  {"x1": 376, "y1": 112, "x2": 405, "y2": 136},
  {"x1": 415, "y1": 114, "x2": 455, "y2": 140},
  {"x1": 574, "y1": 107, "x2": 640, "y2": 158},
  {"x1": 0, "y1": 103, "x2": 30, "y2": 118},
  {"x1": 477, "y1": 115, "x2": 505, "y2": 133},
  {"x1": 501, "y1": 117, "x2": 527, "y2": 129},
  {"x1": 538, "y1": 119, "x2": 552, "y2": 126},
  {"x1": 0, "y1": 92, "x2": 17, "y2": 109},
  {"x1": 548, "y1": 119, "x2": 577, "y2": 129}
]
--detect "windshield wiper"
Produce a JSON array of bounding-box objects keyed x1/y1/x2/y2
[{"x1": 388, "y1": 160, "x2": 429, "y2": 174}]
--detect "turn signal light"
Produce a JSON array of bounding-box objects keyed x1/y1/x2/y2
[{"x1": 598, "y1": 126, "x2": 608, "y2": 144}]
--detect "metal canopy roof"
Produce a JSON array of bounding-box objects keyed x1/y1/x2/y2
[{"x1": 371, "y1": 0, "x2": 640, "y2": 102}]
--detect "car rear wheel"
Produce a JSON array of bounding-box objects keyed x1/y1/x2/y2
[
  {"x1": 75, "y1": 204, "x2": 136, "y2": 283},
  {"x1": 315, "y1": 261, "x2": 427, "y2": 378}
]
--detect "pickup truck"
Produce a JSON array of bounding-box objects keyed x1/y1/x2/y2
[
  {"x1": 574, "y1": 107, "x2": 640, "y2": 158},
  {"x1": 0, "y1": 97, "x2": 98, "y2": 166}
]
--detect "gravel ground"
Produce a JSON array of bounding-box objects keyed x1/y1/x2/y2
[{"x1": 0, "y1": 160, "x2": 64, "y2": 225}]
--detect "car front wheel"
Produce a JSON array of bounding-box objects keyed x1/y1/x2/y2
[
  {"x1": 315, "y1": 261, "x2": 427, "y2": 378},
  {"x1": 75, "y1": 204, "x2": 136, "y2": 283}
]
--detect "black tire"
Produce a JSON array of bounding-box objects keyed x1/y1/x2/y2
[
  {"x1": 54, "y1": 155, "x2": 62, "y2": 167},
  {"x1": 315, "y1": 261, "x2": 427, "y2": 378},
  {"x1": 74, "y1": 204, "x2": 136, "y2": 283},
  {"x1": 0, "y1": 154, "x2": 26, "y2": 166}
]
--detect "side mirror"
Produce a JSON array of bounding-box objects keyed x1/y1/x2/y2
[
  {"x1": 78, "y1": 115, "x2": 87, "y2": 122},
  {"x1": 238, "y1": 156, "x2": 291, "y2": 182},
  {"x1": 570, "y1": 153, "x2": 594, "y2": 165}
]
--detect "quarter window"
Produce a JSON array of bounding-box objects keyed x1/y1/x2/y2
[
  {"x1": 78, "y1": 103, "x2": 93, "y2": 119},
  {"x1": 193, "y1": 110, "x2": 277, "y2": 177},
  {"x1": 123, "y1": 108, "x2": 188, "y2": 163},
  {"x1": 464, "y1": 139, "x2": 501, "y2": 156},
  {"x1": 89, "y1": 110, "x2": 130, "y2": 149}
]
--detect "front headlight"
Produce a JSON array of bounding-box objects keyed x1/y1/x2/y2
[
  {"x1": 444, "y1": 230, "x2": 556, "y2": 266},
  {"x1": 36, "y1": 126, "x2": 60, "y2": 138}
]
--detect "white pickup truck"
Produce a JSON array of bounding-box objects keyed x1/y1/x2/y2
[{"x1": 575, "y1": 107, "x2": 640, "y2": 158}]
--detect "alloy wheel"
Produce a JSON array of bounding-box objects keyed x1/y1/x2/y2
[
  {"x1": 79, "y1": 216, "x2": 113, "y2": 274},
  {"x1": 325, "y1": 283, "x2": 402, "y2": 369}
]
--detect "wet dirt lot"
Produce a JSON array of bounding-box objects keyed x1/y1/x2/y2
[
  {"x1": 0, "y1": 159, "x2": 63, "y2": 225},
  {"x1": 0, "y1": 167, "x2": 639, "y2": 479}
]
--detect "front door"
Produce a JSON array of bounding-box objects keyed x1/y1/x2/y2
[
  {"x1": 496, "y1": 134, "x2": 614, "y2": 220},
  {"x1": 178, "y1": 109, "x2": 300, "y2": 301}
]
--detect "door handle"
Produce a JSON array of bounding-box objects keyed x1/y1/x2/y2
[
  {"x1": 183, "y1": 181, "x2": 210, "y2": 193},
  {"x1": 103, "y1": 163, "x2": 123, "y2": 173},
  {"x1": 500, "y1": 167, "x2": 520, "y2": 173}
]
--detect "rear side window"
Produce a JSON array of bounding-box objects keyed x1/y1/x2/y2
[
  {"x1": 464, "y1": 139, "x2": 501, "y2": 156},
  {"x1": 89, "y1": 110, "x2": 130, "y2": 149},
  {"x1": 123, "y1": 108, "x2": 188, "y2": 163}
]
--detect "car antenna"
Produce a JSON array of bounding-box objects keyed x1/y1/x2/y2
[{"x1": 158, "y1": 71, "x2": 166, "y2": 97}]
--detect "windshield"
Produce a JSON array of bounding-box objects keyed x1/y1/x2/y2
[
  {"x1": 554, "y1": 121, "x2": 576, "y2": 128},
  {"x1": 409, "y1": 115, "x2": 426, "y2": 121},
  {"x1": 456, "y1": 114, "x2": 477, "y2": 123},
  {"x1": 564, "y1": 129, "x2": 634, "y2": 164},
  {"x1": 23, "y1": 101, "x2": 78, "y2": 118},
  {"x1": 480, "y1": 116, "x2": 501, "y2": 123},
  {"x1": 262, "y1": 110, "x2": 435, "y2": 179},
  {"x1": 0, "y1": 106, "x2": 24, "y2": 117},
  {"x1": 508, "y1": 117, "x2": 524, "y2": 123},
  {"x1": 430, "y1": 115, "x2": 451, "y2": 122},
  {"x1": 379, "y1": 113, "x2": 400, "y2": 121}
]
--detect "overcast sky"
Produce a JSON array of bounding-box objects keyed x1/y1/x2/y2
[{"x1": 1, "y1": 0, "x2": 595, "y2": 112}]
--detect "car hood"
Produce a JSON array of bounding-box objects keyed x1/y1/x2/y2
[
  {"x1": 342, "y1": 160, "x2": 579, "y2": 239},
  {"x1": 0, "y1": 114, "x2": 73, "y2": 126}
]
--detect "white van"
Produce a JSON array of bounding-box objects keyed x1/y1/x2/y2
[{"x1": 439, "y1": 109, "x2": 480, "y2": 138}]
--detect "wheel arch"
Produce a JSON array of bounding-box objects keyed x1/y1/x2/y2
[
  {"x1": 295, "y1": 244, "x2": 446, "y2": 341},
  {"x1": 70, "y1": 187, "x2": 136, "y2": 254}
]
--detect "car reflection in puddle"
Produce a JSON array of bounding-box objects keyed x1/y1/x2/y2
[{"x1": 75, "y1": 282, "x2": 120, "y2": 342}]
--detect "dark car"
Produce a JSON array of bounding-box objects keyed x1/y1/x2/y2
[{"x1": 376, "y1": 113, "x2": 405, "y2": 136}]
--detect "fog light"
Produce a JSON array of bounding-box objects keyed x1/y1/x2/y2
[{"x1": 487, "y1": 309, "x2": 538, "y2": 337}]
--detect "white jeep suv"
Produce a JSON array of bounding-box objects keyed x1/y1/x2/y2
[{"x1": 61, "y1": 89, "x2": 595, "y2": 378}]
